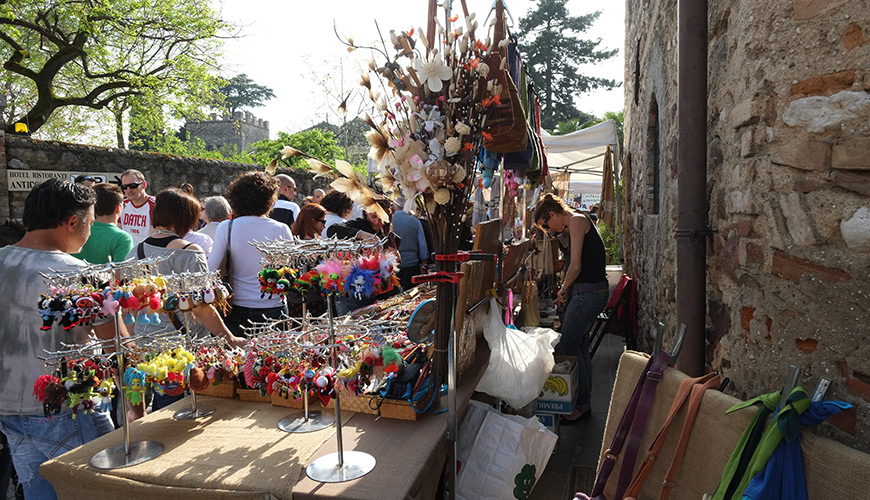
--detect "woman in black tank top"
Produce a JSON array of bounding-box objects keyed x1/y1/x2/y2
[{"x1": 534, "y1": 194, "x2": 609, "y2": 421}]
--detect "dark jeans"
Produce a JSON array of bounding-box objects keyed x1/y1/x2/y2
[
  {"x1": 399, "y1": 264, "x2": 422, "y2": 291},
  {"x1": 223, "y1": 304, "x2": 287, "y2": 337},
  {"x1": 559, "y1": 290, "x2": 609, "y2": 413}
]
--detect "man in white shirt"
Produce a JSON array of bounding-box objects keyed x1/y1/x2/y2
[
  {"x1": 269, "y1": 174, "x2": 300, "y2": 229},
  {"x1": 119, "y1": 169, "x2": 155, "y2": 246}
]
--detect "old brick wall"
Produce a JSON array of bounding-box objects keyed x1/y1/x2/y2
[
  {"x1": 626, "y1": 0, "x2": 870, "y2": 450},
  {"x1": 3, "y1": 136, "x2": 330, "y2": 219}
]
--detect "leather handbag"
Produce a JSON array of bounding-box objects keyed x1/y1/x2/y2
[{"x1": 482, "y1": 0, "x2": 528, "y2": 154}]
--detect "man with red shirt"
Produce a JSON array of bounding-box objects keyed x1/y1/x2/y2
[{"x1": 119, "y1": 169, "x2": 155, "y2": 246}]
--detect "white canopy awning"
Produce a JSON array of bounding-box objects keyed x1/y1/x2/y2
[{"x1": 541, "y1": 120, "x2": 619, "y2": 182}]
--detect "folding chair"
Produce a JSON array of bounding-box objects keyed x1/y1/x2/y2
[{"x1": 588, "y1": 274, "x2": 637, "y2": 359}]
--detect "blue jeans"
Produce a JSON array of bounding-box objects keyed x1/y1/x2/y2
[
  {"x1": 0, "y1": 411, "x2": 113, "y2": 499},
  {"x1": 560, "y1": 290, "x2": 609, "y2": 413}
]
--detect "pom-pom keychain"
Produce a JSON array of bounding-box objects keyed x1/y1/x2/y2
[
  {"x1": 344, "y1": 262, "x2": 377, "y2": 300},
  {"x1": 317, "y1": 259, "x2": 347, "y2": 295}
]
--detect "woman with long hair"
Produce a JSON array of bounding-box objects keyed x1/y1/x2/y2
[
  {"x1": 291, "y1": 203, "x2": 327, "y2": 240},
  {"x1": 208, "y1": 172, "x2": 292, "y2": 336},
  {"x1": 533, "y1": 193, "x2": 608, "y2": 421}
]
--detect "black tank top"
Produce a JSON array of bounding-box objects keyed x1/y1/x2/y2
[{"x1": 565, "y1": 214, "x2": 607, "y2": 285}]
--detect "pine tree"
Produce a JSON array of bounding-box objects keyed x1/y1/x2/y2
[{"x1": 517, "y1": 0, "x2": 619, "y2": 130}]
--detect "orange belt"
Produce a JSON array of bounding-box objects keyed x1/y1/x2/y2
[{"x1": 624, "y1": 372, "x2": 722, "y2": 500}]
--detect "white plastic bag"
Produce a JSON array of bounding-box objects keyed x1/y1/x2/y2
[
  {"x1": 476, "y1": 298, "x2": 558, "y2": 409},
  {"x1": 457, "y1": 401, "x2": 558, "y2": 500}
]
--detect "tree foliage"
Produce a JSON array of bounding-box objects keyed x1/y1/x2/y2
[
  {"x1": 217, "y1": 73, "x2": 275, "y2": 116},
  {"x1": 0, "y1": 0, "x2": 229, "y2": 135},
  {"x1": 517, "y1": 0, "x2": 619, "y2": 130},
  {"x1": 246, "y1": 129, "x2": 346, "y2": 169}
]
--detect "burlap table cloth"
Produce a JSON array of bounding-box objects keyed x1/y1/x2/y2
[
  {"x1": 597, "y1": 351, "x2": 870, "y2": 500},
  {"x1": 42, "y1": 395, "x2": 447, "y2": 500}
]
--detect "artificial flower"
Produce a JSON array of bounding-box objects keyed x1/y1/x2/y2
[
  {"x1": 280, "y1": 146, "x2": 303, "y2": 159},
  {"x1": 454, "y1": 122, "x2": 471, "y2": 135},
  {"x1": 477, "y1": 62, "x2": 490, "y2": 78},
  {"x1": 453, "y1": 166, "x2": 467, "y2": 183},
  {"x1": 331, "y1": 160, "x2": 369, "y2": 202},
  {"x1": 306, "y1": 158, "x2": 334, "y2": 179},
  {"x1": 434, "y1": 188, "x2": 451, "y2": 205},
  {"x1": 444, "y1": 137, "x2": 461, "y2": 155},
  {"x1": 414, "y1": 52, "x2": 452, "y2": 93}
]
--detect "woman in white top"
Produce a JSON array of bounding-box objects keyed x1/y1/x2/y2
[{"x1": 208, "y1": 172, "x2": 292, "y2": 337}]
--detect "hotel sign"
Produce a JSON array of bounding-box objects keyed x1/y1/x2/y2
[{"x1": 6, "y1": 170, "x2": 108, "y2": 191}]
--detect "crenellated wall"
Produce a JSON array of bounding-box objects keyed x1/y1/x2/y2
[{"x1": 625, "y1": 0, "x2": 870, "y2": 451}]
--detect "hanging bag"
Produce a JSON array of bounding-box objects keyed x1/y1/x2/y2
[
  {"x1": 482, "y1": 0, "x2": 528, "y2": 154},
  {"x1": 217, "y1": 219, "x2": 235, "y2": 308}
]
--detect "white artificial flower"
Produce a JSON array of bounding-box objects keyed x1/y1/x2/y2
[
  {"x1": 453, "y1": 166, "x2": 467, "y2": 183},
  {"x1": 444, "y1": 137, "x2": 462, "y2": 155},
  {"x1": 414, "y1": 52, "x2": 453, "y2": 93},
  {"x1": 478, "y1": 62, "x2": 490, "y2": 78},
  {"x1": 454, "y1": 122, "x2": 471, "y2": 135},
  {"x1": 434, "y1": 188, "x2": 451, "y2": 205},
  {"x1": 459, "y1": 35, "x2": 468, "y2": 54}
]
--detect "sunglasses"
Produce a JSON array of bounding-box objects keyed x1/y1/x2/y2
[
  {"x1": 317, "y1": 219, "x2": 327, "y2": 224},
  {"x1": 121, "y1": 181, "x2": 143, "y2": 190}
]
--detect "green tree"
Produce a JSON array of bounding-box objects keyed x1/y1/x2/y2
[
  {"x1": 0, "y1": 0, "x2": 230, "y2": 136},
  {"x1": 218, "y1": 74, "x2": 275, "y2": 116},
  {"x1": 247, "y1": 129, "x2": 346, "y2": 169},
  {"x1": 517, "y1": 0, "x2": 619, "y2": 130}
]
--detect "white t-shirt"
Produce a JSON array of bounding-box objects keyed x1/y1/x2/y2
[
  {"x1": 321, "y1": 213, "x2": 346, "y2": 239},
  {"x1": 207, "y1": 216, "x2": 292, "y2": 309},
  {"x1": 121, "y1": 196, "x2": 155, "y2": 246},
  {"x1": 184, "y1": 230, "x2": 214, "y2": 258}
]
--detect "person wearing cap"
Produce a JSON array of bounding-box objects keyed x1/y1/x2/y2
[
  {"x1": 391, "y1": 197, "x2": 429, "y2": 290},
  {"x1": 74, "y1": 174, "x2": 96, "y2": 188},
  {"x1": 74, "y1": 183, "x2": 134, "y2": 264}
]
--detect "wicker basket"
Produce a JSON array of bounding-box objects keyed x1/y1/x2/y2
[
  {"x1": 198, "y1": 380, "x2": 238, "y2": 398},
  {"x1": 327, "y1": 385, "x2": 439, "y2": 421},
  {"x1": 236, "y1": 388, "x2": 271, "y2": 403},
  {"x1": 270, "y1": 392, "x2": 304, "y2": 409}
]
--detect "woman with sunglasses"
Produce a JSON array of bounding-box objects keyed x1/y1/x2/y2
[
  {"x1": 533, "y1": 193, "x2": 608, "y2": 422},
  {"x1": 291, "y1": 203, "x2": 327, "y2": 240},
  {"x1": 287, "y1": 203, "x2": 328, "y2": 317}
]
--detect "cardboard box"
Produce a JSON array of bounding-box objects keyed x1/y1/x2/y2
[
  {"x1": 535, "y1": 413, "x2": 561, "y2": 453},
  {"x1": 535, "y1": 355, "x2": 578, "y2": 415}
]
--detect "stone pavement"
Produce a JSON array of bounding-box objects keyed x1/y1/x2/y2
[{"x1": 529, "y1": 333, "x2": 625, "y2": 500}]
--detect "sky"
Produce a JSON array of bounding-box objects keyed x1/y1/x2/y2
[{"x1": 214, "y1": 0, "x2": 626, "y2": 139}]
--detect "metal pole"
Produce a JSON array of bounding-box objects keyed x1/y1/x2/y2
[
  {"x1": 115, "y1": 319, "x2": 131, "y2": 456},
  {"x1": 676, "y1": 0, "x2": 708, "y2": 376},
  {"x1": 327, "y1": 294, "x2": 344, "y2": 466}
]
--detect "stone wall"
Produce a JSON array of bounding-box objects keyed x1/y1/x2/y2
[
  {"x1": 625, "y1": 0, "x2": 870, "y2": 450},
  {"x1": 1, "y1": 135, "x2": 330, "y2": 219},
  {"x1": 185, "y1": 111, "x2": 270, "y2": 153}
]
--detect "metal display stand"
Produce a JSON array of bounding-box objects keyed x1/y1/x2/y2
[
  {"x1": 248, "y1": 237, "x2": 385, "y2": 482},
  {"x1": 39, "y1": 257, "x2": 169, "y2": 470}
]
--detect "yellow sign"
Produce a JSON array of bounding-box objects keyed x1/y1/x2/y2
[{"x1": 6, "y1": 170, "x2": 108, "y2": 192}]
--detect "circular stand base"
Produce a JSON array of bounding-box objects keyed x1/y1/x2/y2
[
  {"x1": 173, "y1": 405, "x2": 216, "y2": 420},
  {"x1": 306, "y1": 451, "x2": 376, "y2": 483},
  {"x1": 89, "y1": 441, "x2": 164, "y2": 470},
  {"x1": 277, "y1": 410, "x2": 335, "y2": 433}
]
